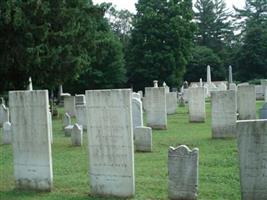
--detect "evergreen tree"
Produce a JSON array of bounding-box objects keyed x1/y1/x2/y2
[
  {"x1": 233, "y1": 0, "x2": 267, "y2": 81},
  {"x1": 127, "y1": 0, "x2": 195, "y2": 90}
]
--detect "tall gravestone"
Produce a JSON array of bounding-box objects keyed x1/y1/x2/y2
[
  {"x1": 188, "y1": 87, "x2": 206, "y2": 122},
  {"x1": 166, "y1": 92, "x2": 177, "y2": 115},
  {"x1": 9, "y1": 90, "x2": 53, "y2": 191},
  {"x1": 2, "y1": 121, "x2": 12, "y2": 144},
  {"x1": 168, "y1": 145, "x2": 199, "y2": 200},
  {"x1": 211, "y1": 90, "x2": 237, "y2": 138},
  {"x1": 132, "y1": 97, "x2": 143, "y2": 129},
  {"x1": 76, "y1": 105, "x2": 87, "y2": 129},
  {"x1": 237, "y1": 119, "x2": 267, "y2": 200},
  {"x1": 64, "y1": 96, "x2": 76, "y2": 116},
  {"x1": 86, "y1": 89, "x2": 135, "y2": 197},
  {"x1": 145, "y1": 87, "x2": 167, "y2": 130},
  {"x1": 237, "y1": 85, "x2": 256, "y2": 120},
  {"x1": 0, "y1": 103, "x2": 9, "y2": 127},
  {"x1": 134, "y1": 126, "x2": 152, "y2": 152},
  {"x1": 229, "y1": 65, "x2": 233, "y2": 84}
]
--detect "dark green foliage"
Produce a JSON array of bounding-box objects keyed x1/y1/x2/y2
[
  {"x1": 0, "y1": 0, "x2": 99, "y2": 92},
  {"x1": 127, "y1": 0, "x2": 195, "y2": 91},
  {"x1": 233, "y1": 0, "x2": 267, "y2": 81},
  {"x1": 184, "y1": 46, "x2": 224, "y2": 82}
]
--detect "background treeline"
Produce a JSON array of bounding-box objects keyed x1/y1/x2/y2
[{"x1": 0, "y1": 0, "x2": 266, "y2": 94}]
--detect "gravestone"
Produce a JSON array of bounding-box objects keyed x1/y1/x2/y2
[
  {"x1": 166, "y1": 92, "x2": 177, "y2": 115},
  {"x1": 260, "y1": 103, "x2": 267, "y2": 119},
  {"x1": 211, "y1": 90, "x2": 237, "y2": 138},
  {"x1": 138, "y1": 90, "x2": 143, "y2": 98},
  {"x1": 188, "y1": 87, "x2": 206, "y2": 122},
  {"x1": 265, "y1": 87, "x2": 267, "y2": 102},
  {"x1": 237, "y1": 119, "x2": 267, "y2": 200},
  {"x1": 237, "y1": 85, "x2": 256, "y2": 120},
  {"x1": 27, "y1": 77, "x2": 33, "y2": 90},
  {"x1": 145, "y1": 87, "x2": 167, "y2": 130},
  {"x1": 132, "y1": 97, "x2": 143, "y2": 129},
  {"x1": 64, "y1": 125, "x2": 73, "y2": 137},
  {"x1": 207, "y1": 65, "x2": 211, "y2": 84},
  {"x1": 75, "y1": 94, "x2": 86, "y2": 106},
  {"x1": 75, "y1": 105, "x2": 87, "y2": 129},
  {"x1": 229, "y1": 65, "x2": 233, "y2": 84},
  {"x1": 229, "y1": 83, "x2": 237, "y2": 91},
  {"x1": 168, "y1": 145, "x2": 199, "y2": 200},
  {"x1": 63, "y1": 113, "x2": 71, "y2": 129},
  {"x1": 64, "y1": 96, "x2": 76, "y2": 116},
  {"x1": 2, "y1": 121, "x2": 12, "y2": 144},
  {"x1": 132, "y1": 92, "x2": 141, "y2": 100},
  {"x1": 134, "y1": 126, "x2": 152, "y2": 152},
  {"x1": 0, "y1": 103, "x2": 9, "y2": 127},
  {"x1": 218, "y1": 82, "x2": 227, "y2": 91},
  {"x1": 255, "y1": 85, "x2": 264, "y2": 100},
  {"x1": 71, "y1": 123, "x2": 83, "y2": 146},
  {"x1": 153, "y1": 80, "x2": 158, "y2": 88},
  {"x1": 9, "y1": 90, "x2": 53, "y2": 191},
  {"x1": 86, "y1": 89, "x2": 135, "y2": 197},
  {"x1": 48, "y1": 112, "x2": 53, "y2": 144}
]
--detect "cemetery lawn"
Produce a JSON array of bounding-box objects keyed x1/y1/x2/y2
[{"x1": 0, "y1": 101, "x2": 265, "y2": 200}]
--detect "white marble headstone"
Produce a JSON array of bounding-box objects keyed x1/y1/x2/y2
[
  {"x1": 86, "y1": 89, "x2": 135, "y2": 197},
  {"x1": 64, "y1": 96, "x2": 76, "y2": 116},
  {"x1": 237, "y1": 85, "x2": 256, "y2": 120},
  {"x1": 132, "y1": 97, "x2": 143, "y2": 129},
  {"x1": 211, "y1": 90, "x2": 237, "y2": 138},
  {"x1": 2, "y1": 121, "x2": 12, "y2": 144},
  {"x1": 75, "y1": 105, "x2": 87, "y2": 129},
  {"x1": 145, "y1": 87, "x2": 167, "y2": 130},
  {"x1": 188, "y1": 87, "x2": 206, "y2": 122},
  {"x1": 168, "y1": 145, "x2": 199, "y2": 200},
  {"x1": 166, "y1": 92, "x2": 177, "y2": 115},
  {"x1": 71, "y1": 123, "x2": 83, "y2": 146},
  {"x1": 134, "y1": 126, "x2": 152, "y2": 152},
  {"x1": 237, "y1": 119, "x2": 267, "y2": 200},
  {"x1": 9, "y1": 90, "x2": 53, "y2": 191}
]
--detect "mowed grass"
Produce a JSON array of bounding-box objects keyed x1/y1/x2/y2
[{"x1": 0, "y1": 101, "x2": 265, "y2": 200}]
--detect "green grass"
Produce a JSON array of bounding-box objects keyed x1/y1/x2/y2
[{"x1": 0, "y1": 101, "x2": 265, "y2": 200}]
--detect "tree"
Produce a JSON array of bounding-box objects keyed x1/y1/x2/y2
[
  {"x1": 64, "y1": 3, "x2": 126, "y2": 93},
  {"x1": 0, "y1": 0, "x2": 98, "y2": 93},
  {"x1": 194, "y1": 0, "x2": 233, "y2": 54},
  {"x1": 127, "y1": 0, "x2": 195, "y2": 91},
  {"x1": 184, "y1": 46, "x2": 224, "y2": 82},
  {"x1": 233, "y1": 0, "x2": 267, "y2": 81}
]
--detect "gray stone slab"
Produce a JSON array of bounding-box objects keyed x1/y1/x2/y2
[
  {"x1": 64, "y1": 96, "x2": 76, "y2": 116},
  {"x1": 64, "y1": 125, "x2": 73, "y2": 137},
  {"x1": 75, "y1": 105, "x2": 87, "y2": 129},
  {"x1": 2, "y1": 121, "x2": 12, "y2": 144},
  {"x1": 145, "y1": 87, "x2": 167, "y2": 130},
  {"x1": 86, "y1": 89, "x2": 135, "y2": 198},
  {"x1": 188, "y1": 87, "x2": 206, "y2": 122},
  {"x1": 134, "y1": 126, "x2": 152, "y2": 152},
  {"x1": 211, "y1": 90, "x2": 237, "y2": 138},
  {"x1": 132, "y1": 97, "x2": 143, "y2": 129},
  {"x1": 63, "y1": 113, "x2": 71, "y2": 129},
  {"x1": 237, "y1": 85, "x2": 256, "y2": 120},
  {"x1": 166, "y1": 92, "x2": 177, "y2": 115},
  {"x1": 168, "y1": 145, "x2": 199, "y2": 200},
  {"x1": 71, "y1": 124, "x2": 83, "y2": 146},
  {"x1": 237, "y1": 119, "x2": 267, "y2": 200},
  {"x1": 9, "y1": 90, "x2": 53, "y2": 191}
]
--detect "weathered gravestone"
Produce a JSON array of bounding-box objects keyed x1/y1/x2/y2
[
  {"x1": 265, "y1": 87, "x2": 267, "y2": 102},
  {"x1": 134, "y1": 126, "x2": 152, "y2": 152},
  {"x1": 255, "y1": 85, "x2": 264, "y2": 100},
  {"x1": 168, "y1": 145, "x2": 199, "y2": 200},
  {"x1": 63, "y1": 112, "x2": 71, "y2": 129},
  {"x1": 188, "y1": 87, "x2": 206, "y2": 122},
  {"x1": 64, "y1": 96, "x2": 76, "y2": 116},
  {"x1": 0, "y1": 103, "x2": 9, "y2": 127},
  {"x1": 145, "y1": 87, "x2": 167, "y2": 130},
  {"x1": 75, "y1": 94, "x2": 86, "y2": 106},
  {"x1": 138, "y1": 90, "x2": 143, "y2": 98},
  {"x1": 237, "y1": 85, "x2": 256, "y2": 120},
  {"x1": 132, "y1": 97, "x2": 143, "y2": 129},
  {"x1": 166, "y1": 92, "x2": 177, "y2": 115},
  {"x1": 48, "y1": 111, "x2": 53, "y2": 144},
  {"x1": 9, "y1": 90, "x2": 53, "y2": 191},
  {"x1": 132, "y1": 92, "x2": 141, "y2": 100},
  {"x1": 75, "y1": 105, "x2": 87, "y2": 129},
  {"x1": 71, "y1": 123, "x2": 83, "y2": 146},
  {"x1": 260, "y1": 103, "x2": 267, "y2": 119},
  {"x1": 64, "y1": 125, "x2": 73, "y2": 137},
  {"x1": 237, "y1": 119, "x2": 267, "y2": 200},
  {"x1": 229, "y1": 83, "x2": 237, "y2": 91},
  {"x1": 211, "y1": 90, "x2": 237, "y2": 138},
  {"x1": 2, "y1": 121, "x2": 12, "y2": 144},
  {"x1": 86, "y1": 89, "x2": 135, "y2": 197}
]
